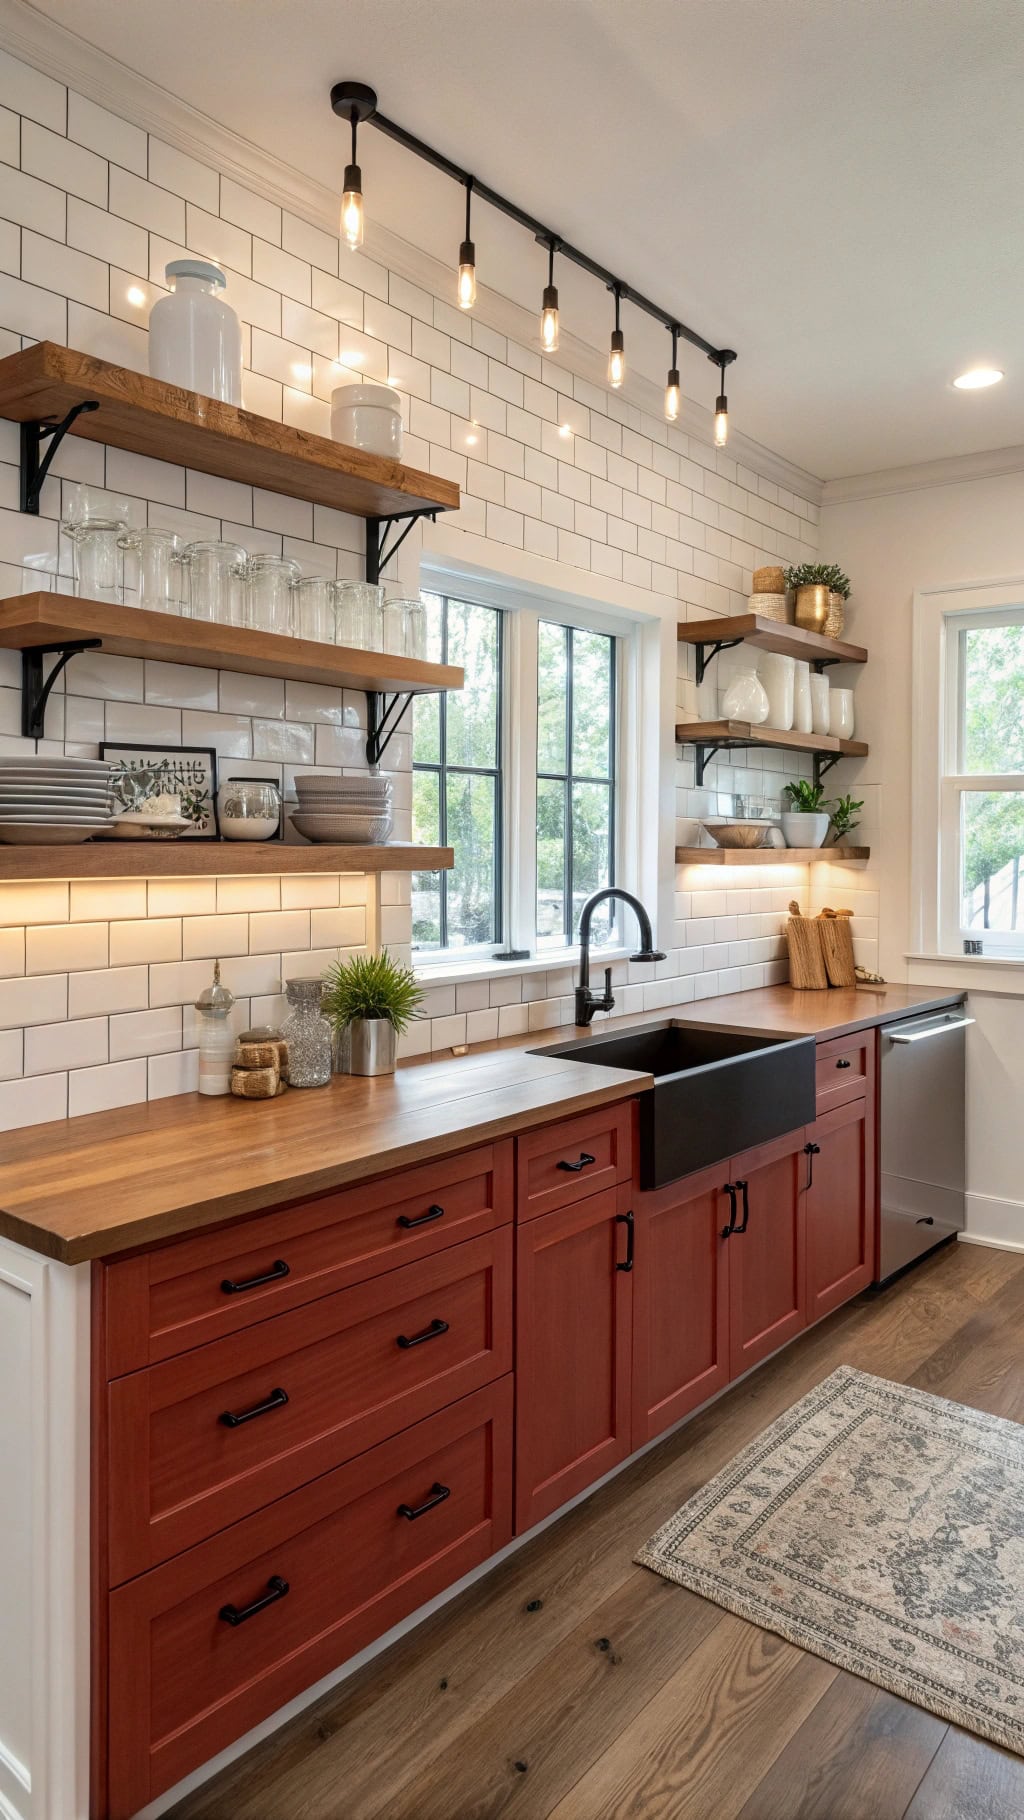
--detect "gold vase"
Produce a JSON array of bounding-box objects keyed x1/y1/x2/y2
[
  {"x1": 824, "y1": 590, "x2": 846, "y2": 639},
  {"x1": 794, "y1": 583, "x2": 830, "y2": 632}
]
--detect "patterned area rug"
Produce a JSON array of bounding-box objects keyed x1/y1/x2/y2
[{"x1": 637, "y1": 1365, "x2": 1024, "y2": 1754}]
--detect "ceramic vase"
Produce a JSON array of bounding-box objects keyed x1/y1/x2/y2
[
  {"x1": 810, "y1": 673, "x2": 830, "y2": 734},
  {"x1": 721, "y1": 665, "x2": 770, "y2": 724},
  {"x1": 829, "y1": 687, "x2": 856, "y2": 739},
  {"x1": 758, "y1": 652, "x2": 795, "y2": 730},
  {"x1": 792, "y1": 660, "x2": 813, "y2": 734},
  {"x1": 794, "y1": 583, "x2": 830, "y2": 632}
]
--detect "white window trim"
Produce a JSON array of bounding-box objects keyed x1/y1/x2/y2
[
  {"x1": 414, "y1": 557, "x2": 652, "y2": 982},
  {"x1": 911, "y1": 576, "x2": 1024, "y2": 963}
]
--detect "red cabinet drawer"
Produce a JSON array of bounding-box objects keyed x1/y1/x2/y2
[
  {"x1": 515, "y1": 1104, "x2": 632, "y2": 1223},
  {"x1": 101, "y1": 1139, "x2": 513, "y2": 1376},
  {"x1": 815, "y1": 1032, "x2": 873, "y2": 1113},
  {"x1": 106, "y1": 1378, "x2": 513, "y2": 1820},
  {"x1": 107, "y1": 1228, "x2": 512, "y2": 1583}
]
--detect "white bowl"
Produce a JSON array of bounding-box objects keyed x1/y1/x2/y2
[
  {"x1": 105, "y1": 813, "x2": 193, "y2": 840},
  {"x1": 292, "y1": 812, "x2": 393, "y2": 845}
]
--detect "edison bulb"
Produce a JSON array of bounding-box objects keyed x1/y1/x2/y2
[
  {"x1": 458, "y1": 260, "x2": 477, "y2": 309},
  {"x1": 665, "y1": 373, "x2": 681, "y2": 422},
  {"x1": 608, "y1": 332, "x2": 625, "y2": 389},
  {"x1": 714, "y1": 402, "x2": 729, "y2": 447},
  {"x1": 341, "y1": 175, "x2": 363, "y2": 251},
  {"x1": 540, "y1": 285, "x2": 559, "y2": 352}
]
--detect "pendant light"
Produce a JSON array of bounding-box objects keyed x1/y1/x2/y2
[
  {"x1": 330, "y1": 82, "x2": 376, "y2": 252},
  {"x1": 540, "y1": 238, "x2": 560, "y2": 352},
  {"x1": 458, "y1": 177, "x2": 477, "y2": 310},
  {"x1": 665, "y1": 326, "x2": 681, "y2": 423},
  {"x1": 713, "y1": 354, "x2": 729, "y2": 447},
  {"x1": 608, "y1": 284, "x2": 625, "y2": 389}
]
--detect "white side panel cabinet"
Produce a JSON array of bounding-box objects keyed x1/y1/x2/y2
[{"x1": 0, "y1": 1237, "x2": 91, "y2": 1820}]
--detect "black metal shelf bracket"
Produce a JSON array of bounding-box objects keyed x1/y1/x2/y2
[
  {"x1": 365, "y1": 509, "x2": 438, "y2": 586},
  {"x1": 365, "y1": 689, "x2": 416, "y2": 768},
  {"x1": 694, "y1": 638, "x2": 742, "y2": 687},
  {"x1": 22, "y1": 640, "x2": 101, "y2": 740},
  {"x1": 20, "y1": 401, "x2": 100, "y2": 514},
  {"x1": 694, "y1": 742, "x2": 724, "y2": 789},
  {"x1": 813, "y1": 751, "x2": 841, "y2": 789}
]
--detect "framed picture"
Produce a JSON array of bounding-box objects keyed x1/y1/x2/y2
[{"x1": 100, "y1": 743, "x2": 219, "y2": 838}]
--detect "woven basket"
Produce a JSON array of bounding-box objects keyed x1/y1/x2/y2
[
  {"x1": 749, "y1": 591, "x2": 790, "y2": 624},
  {"x1": 818, "y1": 909, "x2": 856, "y2": 986},
  {"x1": 824, "y1": 591, "x2": 846, "y2": 639},
  {"x1": 785, "y1": 902, "x2": 827, "y2": 990},
  {"x1": 753, "y1": 565, "x2": 786, "y2": 594}
]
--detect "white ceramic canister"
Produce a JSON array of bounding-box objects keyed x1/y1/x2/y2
[
  {"x1": 217, "y1": 777, "x2": 282, "y2": 841},
  {"x1": 149, "y1": 260, "x2": 243, "y2": 405},
  {"x1": 810, "y1": 672, "x2": 830, "y2": 734},
  {"x1": 721, "y1": 664, "x2": 770, "y2": 724},
  {"x1": 792, "y1": 659, "x2": 813, "y2": 734},
  {"x1": 330, "y1": 384, "x2": 404, "y2": 458},
  {"x1": 829, "y1": 687, "x2": 856, "y2": 739},
  {"x1": 758, "y1": 652, "x2": 795, "y2": 730}
]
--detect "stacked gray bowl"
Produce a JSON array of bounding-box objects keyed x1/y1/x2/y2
[{"x1": 292, "y1": 773, "x2": 393, "y2": 844}]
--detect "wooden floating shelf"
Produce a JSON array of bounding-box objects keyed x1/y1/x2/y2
[
  {"x1": 678, "y1": 613, "x2": 867, "y2": 667},
  {"x1": 675, "y1": 721, "x2": 869, "y2": 760},
  {"x1": 675, "y1": 846, "x2": 870, "y2": 865},
  {"x1": 0, "y1": 594, "x2": 464, "y2": 697},
  {"x1": 0, "y1": 342, "x2": 460, "y2": 520},
  {"x1": 0, "y1": 842, "x2": 453, "y2": 881}
]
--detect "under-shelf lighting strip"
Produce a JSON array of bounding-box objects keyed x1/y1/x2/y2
[{"x1": 330, "y1": 81, "x2": 736, "y2": 437}]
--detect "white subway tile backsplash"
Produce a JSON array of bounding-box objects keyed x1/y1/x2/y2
[
  {"x1": 0, "y1": 1070, "x2": 67, "y2": 1130},
  {"x1": 0, "y1": 972, "x2": 68, "y2": 1029},
  {"x1": 108, "y1": 918, "x2": 182, "y2": 965},
  {"x1": 68, "y1": 1056, "x2": 147, "y2": 1118},
  {"x1": 109, "y1": 1005, "x2": 182, "y2": 1060}
]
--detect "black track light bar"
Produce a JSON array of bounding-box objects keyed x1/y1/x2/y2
[{"x1": 349, "y1": 93, "x2": 736, "y2": 371}]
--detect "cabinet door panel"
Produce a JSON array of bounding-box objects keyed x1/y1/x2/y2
[
  {"x1": 632, "y1": 1163, "x2": 730, "y2": 1446},
  {"x1": 515, "y1": 1185, "x2": 632, "y2": 1533},
  {"x1": 728, "y1": 1130, "x2": 807, "y2": 1377},
  {"x1": 806, "y1": 1095, "x2": 876, "y2": 1321}
]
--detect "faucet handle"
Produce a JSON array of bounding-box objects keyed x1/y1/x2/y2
[{"x1": 603, "y1": 966, "x2": 614, "y2": 1007}]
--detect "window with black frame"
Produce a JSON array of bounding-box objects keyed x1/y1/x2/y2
[
  {"x1": 536, "y1": 622, "x2": 616, "y2": 949},
  {"x1": 411, "y1": 592, "x2": 503, "y2": 954}
]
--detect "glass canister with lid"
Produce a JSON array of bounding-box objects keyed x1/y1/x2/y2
[
  {"x1": 381, "y1": 596, "x2": 429, "y2": 660},
  {"x1": 281, "y1": 977, "x2": 333, "y2": 1087},
  {"x1": 61, "y1": 484, "x2": 133, "y2": 603},
  {"x1": 217, "y1": 775, "x2": 282, "y2": 841},
  {"x1": 182, "y1": 539, "x2": 247, "y2": 624},
  {"x1": 292, "y1": 574, "x2": 335, "y2": 643},
  {"x1": 119, "y1": 526, "x2": 184, "y2": 614},
  {"x1": 246, "y1": 553, "x2": 300, "y2": 636},
  {"x1": 334, "y1": 581, "x2": 384, "y2": 651}
]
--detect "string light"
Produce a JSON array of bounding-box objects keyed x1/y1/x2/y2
[
  {"x1": 540, "y1": 239, "x2": 560, "y2": 352},
  {"x1": 458, "y1": 178, "x2": 477, "y2": 309},
  {"x1": 608, "y1": 284, "x2": 625, "y2": 389},
  {"x1": 665, "y1": 325, "x2": 681, "y2": 422}
]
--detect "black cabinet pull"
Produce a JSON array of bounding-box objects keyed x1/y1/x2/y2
[
  {"x1": 221, "y1": 1259, "x2": 290, "y2": 1295},
  {"x1": 836, "y1": 1058, "x2": 852, "y2": 1069},
  {"x1": 397, "y1": 1203, "x2": 445, "y2": 1229},
  {"x1": 720, "y1": 1182, "x2": 738, "y2": 1240},
  {"x1": 219, "y1": 1575, "x2": 289, "y2": 1627},
  {"x1": 557, "y1": 1151, "x2": 596, "y2": 1173},
  {"x1": 397, "y1": 1481, "x2": 451, "y2": 1521},
  {"x1": 396, "y1": 1317, "x2": 449, "y2": 1349},
  {"x1": 803, "y1": 1142, "x2": 821, "y2": 1190},
  {"x1": 616, "y1": 1209, "x2": 634, "y2": 1272},
  {"x1": 219, "y1": 1387, "x2": 289, "y2": 1429},
  {"x1": 734, "y1": 1179, "x2": 750, "y2": 1234}
]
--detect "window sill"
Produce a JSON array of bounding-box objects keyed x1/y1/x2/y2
[
  {"x1": 906, "y1": 951, "x2": 1024, "y2": 998},
  {"x1": 415, "y1": 946, "x2": 627, "y2": 988},
  {"x1": 908, "y1": 951, "x2": 1024, "y2": 970}
]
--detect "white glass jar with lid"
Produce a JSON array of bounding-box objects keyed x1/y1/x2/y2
[
  {"x1": 148, "y1": 260, "x2": 243, "y2": 405},
  {"x1": 330, "y1": 384, "x2": 404, "y2": 458},
  {"x1": 193, "y1": 960, "x2": 236, "y2": 1097}
]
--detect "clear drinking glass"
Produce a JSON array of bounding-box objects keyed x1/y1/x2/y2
[
  {"x1": 404, "y1": 598, "x2": 428, "y2": 661},
  {"x1": 381, "y1": 596, "x2": 410, "y2": 657},
  {"x1": 181, "y1": 540, "x2": 247, "y2": 624},
  {"x1": 61, "y1": 486, "x2": 133, "y2": 604},
  {"x1": 246, "y1": 554, "x2": 300, "y2": 635},
  {"x1": 119, "y1": 527, "x2": 184, "y2": 614},
  {"x1": 334, "y1": 581, "x2": 384, "y2": 651},
  {"x1": 292, "y1": 575, "x2": 335, "y2": 643}
]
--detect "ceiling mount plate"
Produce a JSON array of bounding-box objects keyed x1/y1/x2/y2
[{"x1": 330, "y1": 81, "x2": 378, "y2": 122}]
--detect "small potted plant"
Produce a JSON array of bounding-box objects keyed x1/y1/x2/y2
[
  {"x1": 784, "y1": 562, "x2": 851, "y2": 637},
  {"x1": 321, "y1": 949, "x2": 424, "y2": 1077},
  {"x1": 828, "y1": 793, "x2": 864, "y2": 846},
  {"x1": 780, "y1": 779, "x2": 832, "y2": 848}
]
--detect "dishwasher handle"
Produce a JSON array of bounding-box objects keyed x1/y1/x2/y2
[{"x1": 888, "y1": 1016, "x2": 974, "y2": 1046}]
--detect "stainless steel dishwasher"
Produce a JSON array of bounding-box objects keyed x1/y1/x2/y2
[{"x1": 877, "y1": 1005, "x2": 972, "y2": 1283}]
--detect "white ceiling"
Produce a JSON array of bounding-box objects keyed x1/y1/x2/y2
[{"x1": 25, "y1": 0, "x2": 1024, "y2": 480}]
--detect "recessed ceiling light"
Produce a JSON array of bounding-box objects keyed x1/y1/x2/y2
[{"x1": 953, "y1": 367, "x2": 1004, "y2": 390}]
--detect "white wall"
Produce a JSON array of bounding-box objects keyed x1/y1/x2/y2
[{"x1": 821, "y1": 464, "x2": 1024, "y2": 1247}]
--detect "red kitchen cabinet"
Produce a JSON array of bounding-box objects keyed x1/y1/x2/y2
[
  {"x1": 631, "y1": 1162, "x2": 731, "y2": 1446},
  {"x1": 805, "y1": 1093, "x2": 876, "y2": 1321},
  {"x1": 514, "y1": 1182, "x2": 634, "y2": 1533},
  {"x1": 727, "y1": 1129, "x2": 808, "y2": 1377}
]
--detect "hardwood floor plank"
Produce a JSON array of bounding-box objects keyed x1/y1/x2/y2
[
  {"x1": 547, "y1": 1615, "x2": 837, "y2": 1820},
  {"x1": 909, "y1": 1264, "x2": 1024, "y2": 1420},
  {"x1": 904, "y1": 1726, "x2": 1024, "y2": 1819},
  {"x1": 735, "y1": 1670, "x2": 947, "y2": 1819}
]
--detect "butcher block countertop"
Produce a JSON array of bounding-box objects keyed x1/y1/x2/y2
[{"x1": 0, "y1": 982, "x2": 964, "y2": 1265}]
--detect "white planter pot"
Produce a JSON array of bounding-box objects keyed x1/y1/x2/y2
[{"x1": 781, "y1": 811, "x2": 830, "y2": 849}]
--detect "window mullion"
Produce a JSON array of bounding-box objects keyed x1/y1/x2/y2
[{"x1": 506, "y1": 607, "x2": 538, "y2": 956}]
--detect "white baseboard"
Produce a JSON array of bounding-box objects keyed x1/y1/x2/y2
[{"x1": 960, "y1": 1191, "x2": 1024, "y2": 1253}]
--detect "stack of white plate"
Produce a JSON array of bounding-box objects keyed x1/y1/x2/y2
[
  {"x1": 292, "y1": 773, "x2": 394, "y2": 845},
  {"x1": 0, "y1": 757, "x2": 115, "y2": 844}
]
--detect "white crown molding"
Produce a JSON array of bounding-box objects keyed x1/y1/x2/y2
[
  {"x1": 823, "y1": 443, "x2": 1024, "y2": 506},
  {"x1": 1, "y1": 0, "x2": 822, "y2": 505}
]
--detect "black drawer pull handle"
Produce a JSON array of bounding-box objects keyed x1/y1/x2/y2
[
  {"x1": 721, "y1": 1182, "x2": 738, "y2": 1240},
  {"x1": 219, "y1": 1387, "x2": 289, "y2": 1429},
  {"x1": 734, "y1": 1179, "x2": 750, "y2": 1234},
  {"x1": 557, "y1": 1151, "x2": 596, "y2": 1173},
  {"x1": 397, "y1": 1203, "x2": 445, "y2": 1229},
  {"x1": 396, "y1": 1317, "x2": 449, "y2": 1349},
  {"x1": 615, "y1": 1209, "x2": 635, "y2": 1272},
  {"x1": 221, "y1": 1259, "x2": 290, "y2": 1295},
  {"x1": 803, "y1": 1142, "x2": 821, "y2": 1189},
  {"x1": 397, "y1": 1481, "x2": 451, "y2": 1521},
  {"x1": 219, "y1": 1575, "x2": 289, "y2": 1627},
  {"x1": 836, "y1": 1058, "x2": 852, "y2": 1069}
]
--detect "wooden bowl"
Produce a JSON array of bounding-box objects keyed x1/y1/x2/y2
[{"x1": 702, "y1": 822, "x2": 769, "y2": 849}]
